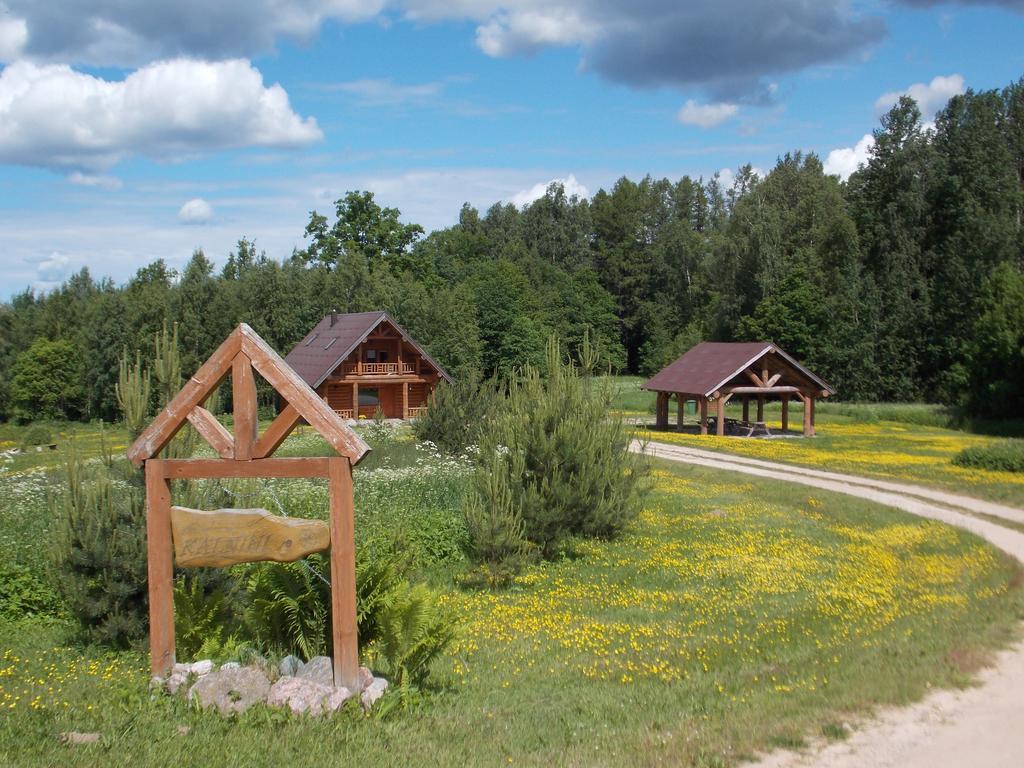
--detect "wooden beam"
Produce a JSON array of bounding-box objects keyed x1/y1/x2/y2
[
  {"x1": 766, "y1": 373, "x2": 782, "y2": 387},
  {"x1": 699, "y1": 397, "x2": 708, "y2": 436},
  {"x1": 803, "y1": 396, "x2": 814, "y2": 437},
  {"x1": 146, "y1": 460, "x2": 175, "y2": 677},
  {"x1": 232, "y1": 353, "x2": 258, "y2": 461},
  {"x1": 402, "y1": 381, "x2": 409, "y2": 420},
  {"x1": 159, "y1": 457, "x2": 330, "y2": 480},
  {"x1": 781, "y1": 395, "x2": 790, "y2": 431},
  {"x1": 744, "y1": 368, "x2": 766, "y2": 387},
  {"x1": 756, "y1": 396, "x2": 764, "y2": 423},
  {"x1": 742, "y1": 396, "x2": 749, "y2": 423},
  {"x1": 128, "y1": 331, "x2": 239, "y2": 466},
  {"x1": 239, "y1": 325, "x2": 370, "y2": 463},
  {"x1": 716, "y1": 396, "x2": 725, "y2": 436},
  {"x1": 676, "y1": 395, "x2": 685, "y2": 432},
  {"x1": 723, "y1": 385, "x2": 802, "y2": 395},
  {"x1": 328, "y1": 458, "x2": 359, "y2": 691},
  {"x1": 187, "y1": 406, "x2": 234, "y2": 459},
  {"x1": 253, "y1": 402, "x2": 301, "y2": 459}
]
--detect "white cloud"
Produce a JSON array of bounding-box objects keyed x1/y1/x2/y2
[
  {"x1": 68, "y1": 171, "x2": 122, "y2": 190},
  {"x1": 0, "y1": 58, "x2": 322, "y2": 174},
  {"x1": 33, "y1": 251, "x2": 70, "y2": 292},
  {"x1": 824, "y1": 133, "x2": 874, "y2": 181},
  {"x1": 716, "y1": 166, "x2": 765, "y2": 190},
  {"x1": 319, "y1": 78, "x2": 444, "y2": 106},
  {"x1": 875, "y1": 74, "x2": 965, "y2": 118},
  {"x1": 0, "y1": 12, "x2": 27, "y2": 60},
  {"x1": 178, "y1": 198, "x2": 214, "y2": 224},
  {"x1": 476, "y1": 8, "x2": 601, "y2": 56},
  {"x1": 677, "y1": 100, "x2": 739, "y2": 128},
  {"x1": 510, "y1": 174, "x2": 589, "y2": 207}
]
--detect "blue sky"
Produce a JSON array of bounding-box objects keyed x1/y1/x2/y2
[{"x1": 1, "y1": 1, "x2": 1022, "y2": 298}]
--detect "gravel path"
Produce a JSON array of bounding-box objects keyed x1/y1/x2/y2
[{"x1": 632, "y1": 439, "x2": 1024, "y2": 768}]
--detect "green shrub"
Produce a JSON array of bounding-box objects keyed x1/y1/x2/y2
[
  {"x1": 50, "y1": 449, "x2": 149, "y2": 648},
  {"x1": 414, "y1": 371, "x2": 501, "y2": 454},
  {"x1": 469, "y1": 337, "x2": 649, "y2": 558},
  {"x1": 952, "y1": 441, "x2": 1024, "y2": 473},
  {"x1": 0, "y1": 561, "x2": 64, "y2": 621},
  {"x1": 19, "y1": 423, "x2": 53, "y2": 449},
  {"x1": 240, "y1": 544, "x2": 457, "y2": 690}
]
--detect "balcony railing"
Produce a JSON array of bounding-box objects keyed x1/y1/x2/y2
[
  {"x1": 340, "y1": 361, "x2": 416, "y2": 375},
  {"x1": 407, "y1": 406, "x2": 428, "y2": 418}
]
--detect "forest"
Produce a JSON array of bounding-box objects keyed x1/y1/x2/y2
[{"x1": 1, "y1": 79, "x2": 1022, "y2": 423}]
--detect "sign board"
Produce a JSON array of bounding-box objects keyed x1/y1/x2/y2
[{"x1": 170, "y1": 506, "x2": 330, "y2": 568}]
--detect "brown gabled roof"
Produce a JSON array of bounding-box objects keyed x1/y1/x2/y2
[
  {"x1": 284, "y1": 311, "x2": 453, "y2": 389},
  {"x1": 642, "y1": 342, "x2": 834, "y2": 397}
]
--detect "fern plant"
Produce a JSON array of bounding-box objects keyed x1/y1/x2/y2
[
  {"x1": 371, "y1": 582, "x2": 458, "y2": 691},
  {"x1": 243, "y1": 555, "x2": 331, "y2": 661}
]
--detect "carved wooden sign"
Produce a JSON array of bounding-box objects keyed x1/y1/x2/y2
[{"x1": 170, "y1": 507, "x2": 330, "y2": 568}]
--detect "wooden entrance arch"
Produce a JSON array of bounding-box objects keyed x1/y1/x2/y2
[{"x1": 127, "y1": 324, "x2": 370, "y2": 691}]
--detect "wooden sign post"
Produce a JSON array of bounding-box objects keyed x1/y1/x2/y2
[{"x1": 128, "y1": 324, "x2": 370, "y2": 692}]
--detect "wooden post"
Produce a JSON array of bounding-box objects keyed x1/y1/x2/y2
[
  {"x1": 352, "y1": 382, "x2": 359, "y2": 420},
  {"x1": 402, "y1": 381, "x2": 409, "y2": 420},
  {"x1": 810, "y1": 397, "x2": 816, "y2": 436},
  {"x1": 357, "y1": 343, "x2": 363, "y2": 375},
  {"x1": 699, "y1": 397, "x2": 708, "y2": 436},
  {"x1": 716, "y1": 396, "x2": 725, "y2": 436},
  {"x1": 781, "y1": 395, "x2": 790, "y2": 432},
  {"x1": 676, "y1": 395, "x2": 685, "y2": 432},
  {"x1": 742, "y1": 396, "x2": 749, "y2": 423},
  {"x1": 232, "y1": 354, "x2": 257, "y2": 460},
  {"x1": 328, "y1": 458, "x2": 359, "y2": 692},
  {"x1": 756, "y1": 395, "x2": 764, "y2": 423},
  {"x1": 803, "y1": 395, "x2": 813, "y2": 437},
  {"x1": 146, "y1": 459, "x2": 175, "y2": 677},
  {"x1": 656, "y1": 392, "x2": 668, "y2": 428}
]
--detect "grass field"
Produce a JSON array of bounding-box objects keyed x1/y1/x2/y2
[
  {"x1": 2, "y1": 421, "x2": 1022, "y2": 767},
  {"x1": 609, "y1": 378, "x2": 1024, "y2": 507}
]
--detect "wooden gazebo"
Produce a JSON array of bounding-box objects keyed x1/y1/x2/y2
[{"x1": 642, "y1": 342, "x2": 835, "y2": 436}]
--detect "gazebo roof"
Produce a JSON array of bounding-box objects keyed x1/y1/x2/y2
[{"x1": 642, "y1": 342, "x2": 834, "y2": 398}]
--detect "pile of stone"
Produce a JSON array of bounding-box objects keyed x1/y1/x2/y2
[{"x1": 155, "y1": 656, "x2": 388, "y2": 717}]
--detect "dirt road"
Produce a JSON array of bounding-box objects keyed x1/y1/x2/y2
[{"x1": 632, "y1": 439, "x2": 1024, "y2": 768}]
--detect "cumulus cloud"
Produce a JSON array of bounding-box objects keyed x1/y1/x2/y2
[
  {"x1": 0, "y1": 58, "x2": 322, "y2": 174},
  {"x1": 824, "y1": 134, "x2": 875, "y2": 181},
  {"x1": 0, "y1": 0, "x2": 385, "y2": 67},
  {"x1": 178, "y1": 198, "x2": 214, "y2": 224},
  {"x1": 437, "y1": 0, "x2": 886, "y2": 100},
  {"x1": 875, "y1": 74, "x2": 965, "y2": 117},
  {"x1": 0, "y1": 12, "x2": 26, "y2": 60},
  {"x1": 34, "y1": 251, "x2": 71, "y2": 292},
  {"x1": 1, "y1": 1, "x2": 887, "y2": 101},
  {"x1": 510, "y1": 174, "x2": 589, "y2": 207},
  {"x1": 677, "y1": 100, "x2": 739, "y2": 129}
]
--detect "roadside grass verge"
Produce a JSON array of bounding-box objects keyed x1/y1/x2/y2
[{"x1": 2, "y1": 453, "x2": 1021, "y2": 767}]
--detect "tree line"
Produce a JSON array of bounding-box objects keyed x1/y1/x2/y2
[{"x1": 2, "y1": 77, "x2": 1022, "y2": 422}]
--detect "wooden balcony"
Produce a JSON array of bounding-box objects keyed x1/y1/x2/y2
[
  {"x1": 341, "y1": 361, "x2": 416, "y2": 375},
  {"x1": 407, "y1": 406, "x2": 428, "y2": 418}
]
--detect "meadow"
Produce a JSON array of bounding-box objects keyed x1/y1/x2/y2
[
  {"x1": 1, "y1": 421, "x2": 1022, "y2": 767},
  {"x1": 611, "y1": 377, "x2": 1024, "y2": 507}
]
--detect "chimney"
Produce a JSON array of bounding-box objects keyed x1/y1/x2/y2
[{"x1": 329, "y1": 310, "x2": 337, "y2": 327}]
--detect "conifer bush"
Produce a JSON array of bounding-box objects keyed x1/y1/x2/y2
[
  {"x1": 50, "y1": 447, "x2": 149, "y2": 647},
  {"x1": 462, "y1": 450, "x2": 532, "y2": 586},
  {"x1": 467, "y1": 336, "x2": 649, "y2": 561},
  {"x1": 414, "y1": 371, "x2": 501, "y2": 454}
]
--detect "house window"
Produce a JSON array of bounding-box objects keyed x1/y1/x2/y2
[
  {"x1": 378, "y1": 350, "x2": 389, "y2": 362},
  {"x1": 359, "y1": 388, "x2": 380, "y2": 407},
  {"x1": 366, "y1": 349, "x2": 377, "y2": 362}
]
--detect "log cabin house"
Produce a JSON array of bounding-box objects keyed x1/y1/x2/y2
[
  {"x1": 642, "y1": 342, "x2": 835, "y2": 437},
  {"x1": 284, "y1": 311, "x2": 452, "y2": 420}
]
